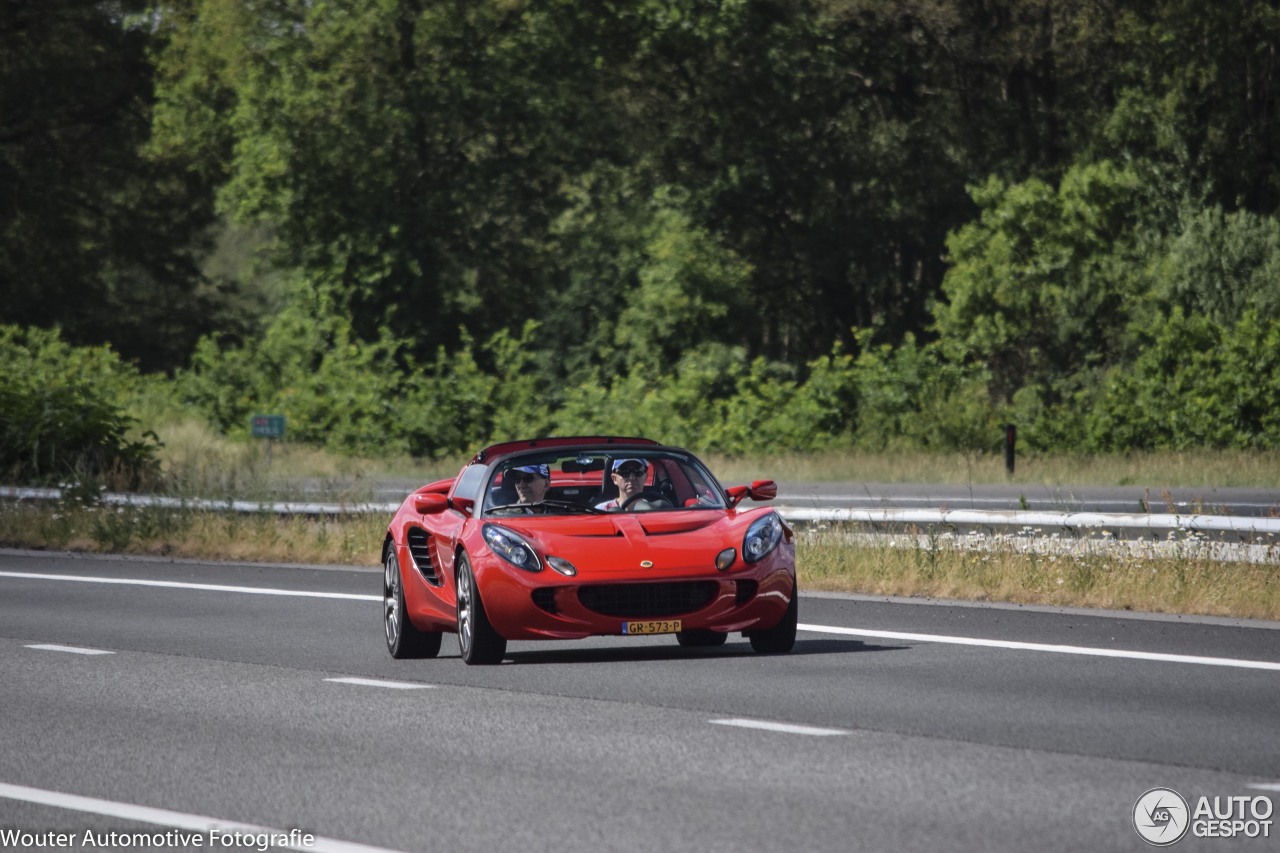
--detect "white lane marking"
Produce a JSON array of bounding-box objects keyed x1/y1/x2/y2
[
  {"x1": 0, "y1": 571, "x2": 380, "y2": 602},
  {"x1": 0, "y1": 782, "x2": 405, "y2": 853},
  {"x1": 25, "y1": 644, "x2": 115, "y2": 656},
  {"x1": 800, "y1": 623, "x2": 1280, "y2": 672},
  {"x1": 1248, "y1": 783, "x2": 1280, "y2": 791},
  {"x1": 325, "y1": 677, "x2": 433, "y2": 690},
  {"x1": 710, "y1": 718, "x2": 850, "y2": 737}
]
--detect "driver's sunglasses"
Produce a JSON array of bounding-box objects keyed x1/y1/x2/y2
[
  {"x1": 509, "y1": 472, "x2": 544, "y2": 485},
  {"x1": 616, "y1": 465, "x2": 647, "y2": 478}
]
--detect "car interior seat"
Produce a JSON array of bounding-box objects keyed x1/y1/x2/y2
[
  {"x1": 591, "y1": 458, "x2": 619, "y2": 507},
  {"x1": 487, "y1": 475, "x2": 518, "y2": 507}
]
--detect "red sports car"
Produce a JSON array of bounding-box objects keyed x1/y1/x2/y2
[{"x1": 382, "y1": 436, "x2": 797, "y2": 664}]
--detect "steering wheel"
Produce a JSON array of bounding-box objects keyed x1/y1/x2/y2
[{"x1": 619, "y1": 490, "x2": 673, "y2": 511}]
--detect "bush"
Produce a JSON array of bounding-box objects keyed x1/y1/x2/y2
[
  {"x1": 1087, "y1": 310, "x2": 1280, "y2": 450},
  {"x1": 0, "y1": 326, "x2": 161, "y2": 487},
  {"x1": 848, "y1": 331, "x2": 1000, "y2": 452}
]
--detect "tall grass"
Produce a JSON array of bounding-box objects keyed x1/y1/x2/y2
[
  {"x1": 706, "y1": 448, "x2": 1280, "y2": 488},
  {"x1": 0, "y1": 500, "x2": 386, "y2": 566},
  {"x1": 798, "y1": 525, "x2": 1280, "y2": 620},
  {"x1": 149, "y1": 418, "x2": 464, "y2": 501},
  {"x1": 143, "y1": 421, "x2": 1280, "y2": 492}
]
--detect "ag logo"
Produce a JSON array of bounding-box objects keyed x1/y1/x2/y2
[{"x1": 1134, "y1": 788, "x2": 1190, "y2": 846}]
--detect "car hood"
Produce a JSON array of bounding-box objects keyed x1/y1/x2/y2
[{"x1": 486, "y1": 511, "x2": 762, "y2": 577}]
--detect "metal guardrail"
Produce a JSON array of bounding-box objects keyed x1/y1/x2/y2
[
  {"x1": 4, "y1": 486, "x2": 1279, "y2": 536},
  {"x1": 0, "y1": 486, "x2": 400, "y2": 517},
  {"x1": 776, "y1": 506, "x2": 1280, "y2": 536}
]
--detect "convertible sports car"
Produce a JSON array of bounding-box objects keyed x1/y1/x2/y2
[{"x1": 382, "y1": 436, "x2": 797, "y2": 664}]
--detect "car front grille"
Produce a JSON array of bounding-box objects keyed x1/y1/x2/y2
[
  {"x1": 577, "y1": 581, "x2": 720, "y2": 618},
  {"x1": 532, "y1": 587, "x2": 558, "y2": 614}
]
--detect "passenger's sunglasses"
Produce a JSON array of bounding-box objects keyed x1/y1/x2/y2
[
  {"x1": 509, "y1": 472, "x2": 544, "y2": 484},
  {"x1": 616, "y1": 465, "x2": 647, "y2": 478}
]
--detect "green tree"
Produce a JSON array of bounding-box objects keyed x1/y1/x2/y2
[
  {"x1": 1088, "y1": 310, "x2": 1280, "y2": 450},
  {"x1": 0, "y1": 0, "x2": 220, "y2": 371},
  {"x1": 933, "y1": 160, "x2": 1153, "y2": 403},
  {"x1": 151, "y1": 0, "x2": 628, "y2": 359},
  {"x1": 1153, "y1": 206, "x2": 1280, "y2": 325},
  {"x1": 1103, "y1": 0, "x2": 1280, "y2": 214},
  {"x1": 614, "y1": 192, "x2": 753, "y2": 375}
]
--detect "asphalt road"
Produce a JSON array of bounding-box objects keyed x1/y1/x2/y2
[{"x1": 1, "y1": 550, "x2": 1277, "y2": 853}]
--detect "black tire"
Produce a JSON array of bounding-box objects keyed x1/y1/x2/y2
[
  {"x1": 455, "y1": 553, "x2": 506, "y2": 665},
  {"x1": 384, "y1": 547, "x2": 442, "y2": 659},
  {"x1": 676, "y1": 629, "x2": 728, "y2": 648},
  {"x1": 747, "y1": 581, "x2": 798, "y2": 654}
]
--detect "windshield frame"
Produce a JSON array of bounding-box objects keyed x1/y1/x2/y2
[{"x1": 480, "y1": 446, "x2": 727, "y2": 516}]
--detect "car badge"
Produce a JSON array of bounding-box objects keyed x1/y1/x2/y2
[{"x1": 640, "y1": 560, "x2": 654, "y2": 568}]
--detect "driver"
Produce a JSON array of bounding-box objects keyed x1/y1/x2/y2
[
  {"x1": 595, "y1": 458, "x2": 648, "y2": 511},
  {"x1": 509, "y1": 464, "x2": 550, "y2": 504}
]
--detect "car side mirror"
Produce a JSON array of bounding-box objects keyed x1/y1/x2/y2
[
  {"x1": 413, "y1": 493, "x2": 450, "y2": 515},
  {"x1": 726, "y1": 480, "x2": 778, "y2": 508}
]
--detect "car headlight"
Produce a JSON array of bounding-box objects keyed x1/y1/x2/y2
[
  {"x1": 482, "y1": 524, "x2": 543, "y2": 572},
  {"x1": 742, "y1": 512, "x2": 784, "y2": 563}
]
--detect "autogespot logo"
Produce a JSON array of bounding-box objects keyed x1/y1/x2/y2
[{"x1": 1134, "y1": 788, "x2": 1191, "y2": 846}]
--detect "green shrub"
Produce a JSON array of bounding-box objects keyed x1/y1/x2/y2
[
  {"x1": 1088, "y1": 310, "x2": 1280, "y2": 450},
  {"x1": 0, "y1": 326, "x2": 161, "y2": 487}
]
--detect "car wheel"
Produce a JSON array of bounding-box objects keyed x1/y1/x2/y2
[
  {"x1": 455, "y1": 553, "x2": 506, "y2": 665},
  {"x1": 747, "y1": 581, "x2": 798, "y2": 654},
  {"x1": 676, "y1": 629, "x2": 728, "y2": 648},
  {"x1": 384, "y1": 548, "x2": 442, "y2": 659}
]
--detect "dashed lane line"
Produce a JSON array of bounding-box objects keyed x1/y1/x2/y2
[
  {"x1": 324, "y1": 677, "x2": 434, "y2": 690},
  {"x1": 25, "y1": 644, "x2": 114, "y2": 655},
  {"x1": 709, "y1": 718, "x2": 851, "y2": 736}
]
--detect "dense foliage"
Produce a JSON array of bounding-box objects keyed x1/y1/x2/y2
[
  {"x1": 0, "y1": 327, "x2": 161, "y2": 486},
  {"x1": 3, "y1": 1, "x2": 1280, "y2": 472}
]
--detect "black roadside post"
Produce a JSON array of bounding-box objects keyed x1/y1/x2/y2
[{"x1": 1004, "y1": 424, "x2": 1016, "y2": 477}]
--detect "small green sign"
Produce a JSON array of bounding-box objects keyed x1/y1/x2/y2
[{"x1": 251, "y1": 415, "x2": 286, "y2": 438}]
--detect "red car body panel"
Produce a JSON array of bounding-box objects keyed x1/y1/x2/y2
[{"x1": 383, "y1": 437, "x2": 796, "y2": 646}]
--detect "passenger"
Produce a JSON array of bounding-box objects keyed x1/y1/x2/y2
[
  {"x1": 509, "y1": 464, "x2": 550, "y2": 504},
  {"x1": 595, "y1": 458, "x2": 648, "y2": 511}
]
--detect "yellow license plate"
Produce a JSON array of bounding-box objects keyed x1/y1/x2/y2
[{"x1": 623, "y1": 619, "x2": 681, "y2": 635}]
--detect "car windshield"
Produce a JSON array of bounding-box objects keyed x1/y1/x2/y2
[{"x1": 482, "y1": 449, "x2": 727, "y2": 516}]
